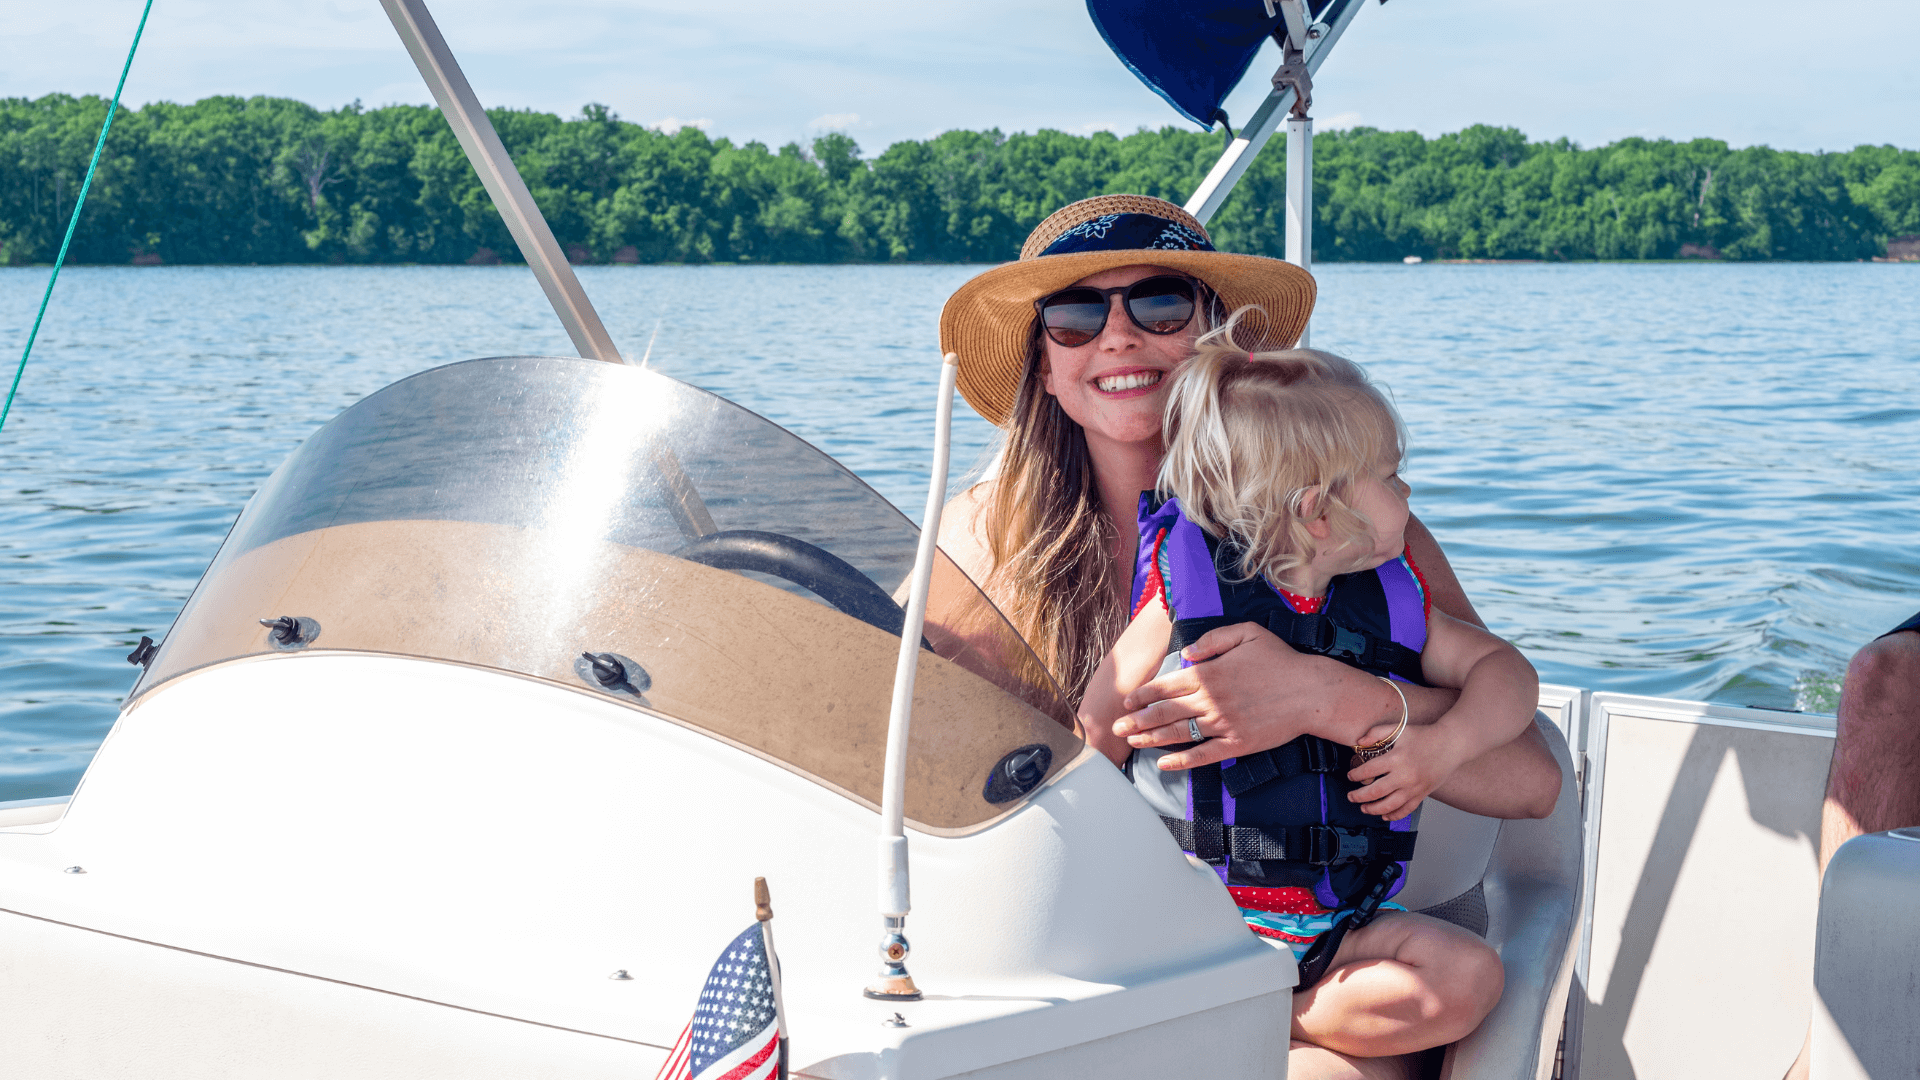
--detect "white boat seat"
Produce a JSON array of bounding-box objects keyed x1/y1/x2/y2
[
  {"x1": 1398, "y1": 714, "x2": 1584, "y2": 1080},
  {"x1": 1812, "y1": 827, "x2": 1920, "y2": 1079}
]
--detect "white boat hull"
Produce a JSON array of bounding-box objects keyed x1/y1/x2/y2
[{"x1": 0, "y1": 652, "x2": 1295, "y2": 1079}]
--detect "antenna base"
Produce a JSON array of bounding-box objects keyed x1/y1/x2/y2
[
  {"x1": 862, "y1": 918, "x2": 923, "y2": 1001},
  {"x1": 863, "y1": 977, "x2": 923, "y2": 1002}
]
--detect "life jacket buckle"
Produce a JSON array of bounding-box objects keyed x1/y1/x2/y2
[
  {"x1": 1327, "y1": 624, "x2": 1369, "y2": 665},
  {"x1": 1306, "y1": 824, "x2": 1374, "y2": 866}
]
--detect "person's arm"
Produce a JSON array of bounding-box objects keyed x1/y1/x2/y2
[
  {"x1": 1426, "y1": 720, "x2": 1560, "y2": 819},
  {"x1": 1343, "y1": 612, "x2": 1541, "y2": 821},
  {"x1": 1116, "y1": 623, "x2": 1444, "y2": 765},
  {"x1": 921, "y1": 482, "x2": 1004, "y2": 654},
  {"x1": 1080, "y1": 602, "x2": 1174, "y2": 767},
  {"x1": 934, "y1": 482, "x2": 995, "y2": 583},
  {"x1": 1405, "y1": 514, "x2": 1484, "y2": 628},
  {"x1": 1117, "y1": 624, "x2": 1560, "y2": 817},
  {"x1": 1117, "y1": 513, "x2": 1561, "y2": 817}
]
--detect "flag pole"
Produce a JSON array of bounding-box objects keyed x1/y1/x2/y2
[
  {"x1": 864, "y1": 352, "x2": 960, "y2": 1001},
  {"x1": 756, "y1": 878, "x2": 789, "y2": 1080}
]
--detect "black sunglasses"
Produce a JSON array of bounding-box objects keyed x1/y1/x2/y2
[{"x1": 1033, "y1": 275, "x2": 1199, "y2": 348}]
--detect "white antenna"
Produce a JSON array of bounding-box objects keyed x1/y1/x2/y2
[{"x1": 864, "y1": 352, "x2": 960, "y2": 1002}]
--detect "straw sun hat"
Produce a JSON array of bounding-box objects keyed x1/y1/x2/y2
[{"x1": 938, "y1": 194, "x2": 1316, "y2": 427}]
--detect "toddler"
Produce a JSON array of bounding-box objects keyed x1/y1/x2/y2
[{"x1": 1080, "y1": 324, "x2": 1537, "y2": 1045}]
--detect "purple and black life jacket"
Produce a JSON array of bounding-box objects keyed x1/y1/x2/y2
[{"x1": 1128, "y1": 492, "x2": 1430, "y2": 910}]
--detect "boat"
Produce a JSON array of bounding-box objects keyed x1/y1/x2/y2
[{"x1": 2, "y1": 2, "x2": 1913, "y2": 1078}]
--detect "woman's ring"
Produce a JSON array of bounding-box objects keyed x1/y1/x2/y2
[{"x1": 1187, "y1": 716, "x2": 1206, "y2": 743}]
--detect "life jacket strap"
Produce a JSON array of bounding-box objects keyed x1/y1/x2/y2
[
  {"x1": 1295, "y1": 860, "x2": 1406, "y2": 992},
  {"x1": 1159, "y1": 816, "x2": 1415, "y2": 868},
  {"x1": 1221, "y1": 736, "x2": 1344, "y2": 797},
  {"x1": 1171, "y1": 608, "x2": 1427, "y2": 685}
]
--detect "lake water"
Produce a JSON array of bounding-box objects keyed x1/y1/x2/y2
[{"x1": 2, "y1": 262, "x2": 1917, "y2": 801}]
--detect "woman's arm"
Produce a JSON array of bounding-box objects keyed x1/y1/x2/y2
[
  {"x1": 1117, "y1": 513, "x2": 1560, "y2": 817},
  {"x1": 1426, "y1": 720, "x2": 1560, "y2": 819},
  {"x1": 1081, "y1": 602, "x2": 1175, "y2": 767},
  {"x1": 1118, "y1": 624, "x2": 1560, "y2": 818},
  {"x1": 935, "y1": 483, "x2": 995, "y2": 582},
  {"x1": 1117, "y1": 623, "x2": 1441, "y2": 764},
  {"x1": 1405, "y1": 514, "x2": 1485, "y2": 628}
]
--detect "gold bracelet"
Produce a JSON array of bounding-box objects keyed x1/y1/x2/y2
[{"x1": 1354, "y1": 676, "x2": 1409, "y2": 762}]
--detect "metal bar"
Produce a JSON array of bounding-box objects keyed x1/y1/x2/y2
[
  {"x1": 1285, "y1": 115, "x2": 1313, "y2": 346},
  {"x1": 380, "y1": 0, "x2": 718, "y2": 541},
  {"x1": 1184, "y1": 0, "x2": 1368, "y2": 226},
  {"x1": 1275, "y1": 0, "x2": 1311, "y2": 52},
  {"x1": 379, "y1": 0, "x2": 621, "y2": 364},
  {"x1": 1185, "y1": 89, "x2": 1292, "y2": 226},
  {"x1": 650, "y1": 445, "x2": 720, "y2": 537}
]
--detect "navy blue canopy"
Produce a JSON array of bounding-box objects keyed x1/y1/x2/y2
[{"x1": 1086, "y1": 0, "x2": 1335, "y2": 129}]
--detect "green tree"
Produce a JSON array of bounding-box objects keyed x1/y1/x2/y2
[{"x1": 3, "y1": 93, "x2": 1915, "y2": 265}]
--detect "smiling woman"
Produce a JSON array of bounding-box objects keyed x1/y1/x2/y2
[
  {"x1": 929, "y1": 192, "x2": 1562, "y2": 1080},
  {"x1": 935, "y1": 193, "x2": 1315, "y2": 695}
]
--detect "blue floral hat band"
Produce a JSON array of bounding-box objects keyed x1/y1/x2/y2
[{"x1": 1038, "y1": 212, "x2": 1217, "y2": 257}]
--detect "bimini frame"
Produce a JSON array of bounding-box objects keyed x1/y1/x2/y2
[
  {"x1": 1184, "y1": 0, "x2": 1373, "y2": 346},
  {"x1": 379, "y1": 0, "x2": 719, "y2": 542}
]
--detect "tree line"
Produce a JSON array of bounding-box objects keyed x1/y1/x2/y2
[{"x1": 3, "y1": 93, "x2": 1917, "y2": 266}]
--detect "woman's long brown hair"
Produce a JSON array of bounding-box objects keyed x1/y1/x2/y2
[{"x1": 979, "y1": 327, "x2": 1129, "y2": 705}]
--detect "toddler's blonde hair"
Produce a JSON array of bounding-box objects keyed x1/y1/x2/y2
[{"x1": 1157, "y1": 311, "x2": 1407, "y2": 585}]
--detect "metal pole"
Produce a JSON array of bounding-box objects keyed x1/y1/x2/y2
[
  {"x1": 1186, "y1": 89, "x2": 1293, "y2": 226},
  {"x1": 379, "y1": 0, "x2": 719, "y2": 540},
  {"x1": 378, "y1": 0, "x2": 621, "y2": 365},
  {"x1": 1184, "y1": 0, "x2": 1367, "y2": 226},
  {"x1": 1286, "y1": 115, "x2": 1313, "y2": 348}
]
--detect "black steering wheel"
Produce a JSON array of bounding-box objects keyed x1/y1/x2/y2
[{"x1": 672, "y1": 530, "x2": 914, "y2": 641}]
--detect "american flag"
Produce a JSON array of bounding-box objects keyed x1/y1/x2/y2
[{"x1": 655, "y1": 921, "x2": 787, "y2": 1080}]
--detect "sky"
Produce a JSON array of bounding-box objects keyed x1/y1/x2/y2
[{"x1": 4, "y1": 0, "x2": 1918, "y2": 155}]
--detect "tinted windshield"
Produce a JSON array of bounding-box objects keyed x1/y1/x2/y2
[{"x1": 133, "y1": 356, "x2": 1079, "y2": 832}]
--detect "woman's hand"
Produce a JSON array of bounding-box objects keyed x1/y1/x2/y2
[
  {"x1": 1115, "y1": 623, "x2": 1407, "y2": 771},
  {"x1": 1345, "y1": 724, "x2": 1471, "y2": 822}
]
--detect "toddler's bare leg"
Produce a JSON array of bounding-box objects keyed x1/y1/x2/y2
[{"x1": 1291, "y1": 911, "x2": 1504, "y2": 1059}]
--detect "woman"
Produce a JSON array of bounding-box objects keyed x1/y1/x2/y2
[{"x1": 933, "y1": 195, "x2": 1561, "y2": 1080}]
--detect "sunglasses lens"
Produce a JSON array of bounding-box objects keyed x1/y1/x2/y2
[
  {"x1": 1040, "y1": 289, "x2": 1108, "y2": 347},
  {"x1": 1127, "y1": 277, "x2": 1196, "y2": 333}
]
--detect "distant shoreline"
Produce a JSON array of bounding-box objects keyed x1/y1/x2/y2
[{"x1": 4, "y1": 93, "x2": 1916, "y2": 268}]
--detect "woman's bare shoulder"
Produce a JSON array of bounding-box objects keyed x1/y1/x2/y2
[{"x1": 938, "y1": 481, "x2": 998, "y2": 583}]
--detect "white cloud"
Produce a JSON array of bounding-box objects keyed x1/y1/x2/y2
[
  {"x1": 1321, "y1": 111, "x2": 1365, "y2": 131},
  {"x1": 807, "y1": 111, "x2": 863, "y2": 131},
  {"x1": 648, "y1": 116, "x2": 713, "y2": 135}
]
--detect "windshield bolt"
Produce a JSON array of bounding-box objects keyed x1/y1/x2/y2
[
  {"x1": 258, "y1": 616, "x2": 320, "y2": 649},
  {"x1": 982, "y1": 743, "x2": 1055, "y2": 804},
  {"x1": 126, "y1": 635, "x2": 158, "y2": 668},
  {"x1": 608, "y1": 969, "x2": 633, "y2": 980},
  {"x1": 576, "y1": 652, "x2": 651, "y2": 696},
  {"x1": 64, "y1": 866, "x2": 86, "y2": 874},
  {"x1": 583, "y1": 652, "x2": 626, "y2": 687}
]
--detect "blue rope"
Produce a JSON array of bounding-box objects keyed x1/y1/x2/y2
[{"x1": 0, "y1": 0, "x2": 155, "y2": 438}]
